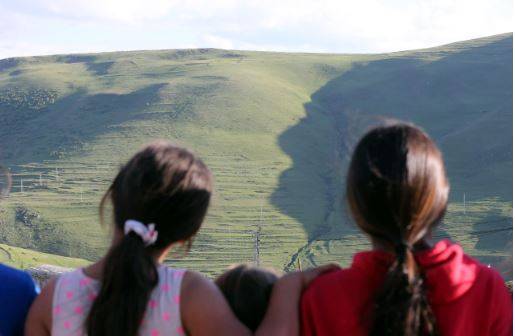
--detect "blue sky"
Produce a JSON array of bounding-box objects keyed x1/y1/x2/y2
[{"x1": 0, "y1": 0, "x2": 512, "y2": 59}]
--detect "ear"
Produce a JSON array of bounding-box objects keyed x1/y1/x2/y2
[
  {"x1": 176, "y1": 238, "x2": 193, "y2": 250},
  {"x1": 163, "y1": 238, "x2": 193, "y2": 260},
  {"x1": 156, "y1": 244, "x2": 175, "y2": 263}
]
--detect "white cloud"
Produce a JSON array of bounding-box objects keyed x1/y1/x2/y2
[
  {"x1": 202, "y1": 35, "x2": 235, "y2": 50},
  {"x1": 0, "y1": 0, "x2": 512, "y2": 58},
  {"x1": 21, "y1": 0, "x2": 179, "y2": 22}
]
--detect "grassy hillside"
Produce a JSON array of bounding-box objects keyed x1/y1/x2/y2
[
  {"x1": 0, "y1": 243, "x2": 88, "y2": 269},
  {"x1": 0, "y1": 33, "x2": 511, "y2": 278}
]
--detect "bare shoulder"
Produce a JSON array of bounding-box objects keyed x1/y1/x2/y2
[
  {"x1": 181, "y1": 270, "x2": 221, "y2": 301},
  {"x1": 25, "y1": 277, "x2": 57, "y2": 335}
]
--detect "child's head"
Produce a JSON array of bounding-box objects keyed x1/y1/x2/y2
[
  {"x1": 87, "y1": 140, "x2": 213, "y2": 336},
  {"x1": 346, "y1": 123, "x2": 448, "y2": 335},
  {"x1": 102, "y1": 140, "x2": 213, "y2": 249},
  {"x1": 347, "y1": 122, "x2": 449, "y2": 250},
  {"x1": 215, "y1": 264, "x2": 280, "y2": 331}
]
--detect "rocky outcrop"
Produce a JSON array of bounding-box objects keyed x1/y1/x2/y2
[{"x1": 26, "y1": 264, "x2": 72, "y2": 286}]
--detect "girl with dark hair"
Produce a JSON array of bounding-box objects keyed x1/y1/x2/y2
[
  {"x1": 300, "y1": 123, "x2": 512, "y2": 335},
  {"x1": 215, "y1": 264, "x2": 280, "y2": 331},
  {"x1": 25, "y1": 140, "x2": 335, "y2": 336}
]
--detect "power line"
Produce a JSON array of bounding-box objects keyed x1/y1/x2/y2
[{"x1": 302, "y1": 220, "x2": 513, "y2": 250}]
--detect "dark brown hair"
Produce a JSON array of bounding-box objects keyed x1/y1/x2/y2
[
  {"x1": 86, "y1": 140, "x2": 213, "y2": 336},
  {"x1": 215, "y1": 264, "x2": 279, "y2": 331},
  {"x1": 347, "y1": 123, "x2": 449, "y2": 336}
]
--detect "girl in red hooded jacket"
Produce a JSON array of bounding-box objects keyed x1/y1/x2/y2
[{"x1": 301, "y1": 123, "x2": 512, "y2": 336}]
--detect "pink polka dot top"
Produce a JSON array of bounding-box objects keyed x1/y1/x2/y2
[{"x1": 51, "y1": 265, "x2": 186, "y2": 335}]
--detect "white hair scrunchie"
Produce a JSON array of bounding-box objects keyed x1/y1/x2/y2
[{"x1": 124, "y1": 220, "x2": 158, "y2": 246}]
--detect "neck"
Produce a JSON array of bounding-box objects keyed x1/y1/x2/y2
[
  {"x1": 83, "y1": 258, "x2": 106, "y2": 280},
  {"x1": 83, "y1": 246, "x2": 170, "y2": 280}
]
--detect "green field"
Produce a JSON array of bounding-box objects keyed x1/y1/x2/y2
[
  {"x1": 0, "y1": 243, "x2": 88, "y2": 270},
  {"x1": 0, "y1": 33, "x2": 512, "y2": 279}
]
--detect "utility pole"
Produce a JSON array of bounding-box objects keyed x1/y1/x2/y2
[
  {"x1": 254, "y1": 230, "x2": 260, "y2": 267},
  {"x1": 260, "y1": 202, "x2": 263, "y2": 225},
  {"x1": 254, "y1": 200, "x2": 263, "y2": 267},
  {"x1": 463, "y1": 193, "x2": 466, "y2": 215},
  {"x1": 254, "y1": 225, "x2": 261, "y2": 267},
  {"x1": 39, "y1": 173, "x2": 43, "y2": 186},
  {"x1": 20, "y1": 178, "x2": 23, "y2": 193}
]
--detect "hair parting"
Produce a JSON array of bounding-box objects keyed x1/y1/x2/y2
[{"x1": 347, "y1": 123, "x2": 448, "y2": 336}]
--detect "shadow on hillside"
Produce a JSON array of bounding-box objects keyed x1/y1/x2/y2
[
  {"x1": 473, "y1": 208, "x2": 512, "y2": 252},
  {"x1": 271, "y1": 35, "x2": 512, "y2": 243},
  {"x1": 0, "y1": 83, "x2": 167, "y2": 167},
  {"x1": 0, "y1": 83, "x2": 167, "y2": 258}
]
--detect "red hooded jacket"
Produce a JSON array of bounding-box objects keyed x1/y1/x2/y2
[{"x1": 301, "y1": 240, "x2": 512, "y2": 335}]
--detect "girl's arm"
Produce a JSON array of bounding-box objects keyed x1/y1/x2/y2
[
  {"x1": 24, "y1": 278, "x2": 56, "y2": 336},
  {"x1": 256, "y1": 264, "x2": 339, "y2": 336}
]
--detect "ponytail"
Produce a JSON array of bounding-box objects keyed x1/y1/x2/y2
[
  {"x1": 86, "y1": 232, "x2": 158, "y2": 336},
  {"x1": 370, "y1": 241, "x2": 437, "y2": 336}
]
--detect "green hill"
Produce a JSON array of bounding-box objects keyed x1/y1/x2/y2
[{"x1": 0, "y1": 33, "x2": 512, "y2": 278}]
